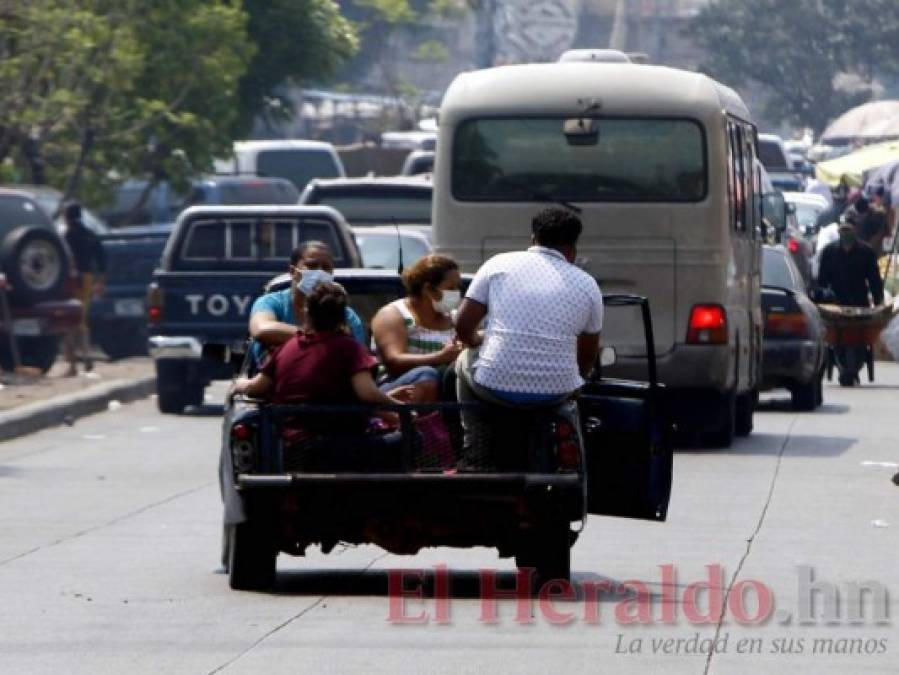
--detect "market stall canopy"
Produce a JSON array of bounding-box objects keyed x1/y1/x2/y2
[
  {"x1": 816, "y1": 141, "x2": 899, "y2": 187},
  {"x1": 821, "y1": 100, "x2": 899, "y2": 144}
]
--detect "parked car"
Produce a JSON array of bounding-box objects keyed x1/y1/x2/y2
[
  {"x1": 217, "y1": 140, "x2": 345, "y2": 192},
  {"x1": 299, "y1": 176, "x2": 432, "y2": 226},
  {"x1": 400, "y1": 150, "x2": 434, "y2": 176},
  {"x1": 352, "y1": 225, "x2": 432, "y2": 270},
  {"x1": 760, "y1": 245, "x2": 826, "y2": 410},
  {"x1": 221, "y1": 284, "x2": 672, "y2": 591},
  {"x1": 0, "y1": 188, "x2": 80, "y2": 372},
  {"x1": 147, "y1": 205, "x2": 361, "y2": 413}
]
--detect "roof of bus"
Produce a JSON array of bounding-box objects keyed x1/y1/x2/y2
[{"x1": 439, "y1": 63, "x2": 751, "y2": 126}]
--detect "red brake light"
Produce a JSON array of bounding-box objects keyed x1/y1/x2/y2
[
  {"x1": 687, "y1": 305, "x2": 727, "y2": 345},
  {"x1": 555, "y1": 421, "x2": 574, "y2": 441},
  {"x1": 557, "y1": 441, "x2": 580, "y2": 471},
  {"x1": 147, "y1": 283, "x2": 163, "y2": 324},
  {"x1": 787, "y1": 238, "x2": 800, "y2": 253},
  {"x1": 231, "y1": 423, "x2": 252, "y2": 441}
]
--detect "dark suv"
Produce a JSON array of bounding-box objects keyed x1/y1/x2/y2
[{"x1": 0, "y1": 189, "x2": 80, "y2": 372}]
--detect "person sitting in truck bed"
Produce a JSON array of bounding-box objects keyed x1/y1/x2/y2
[
  {"x1": 248, "y1": 241, "x2": 365, "y2": 367},
  {"x1": 232, "y1": 282, "x2": 410, "y2": 465},
  {"x1": 371, "y1": 254, "x2": 463, "y2": 403}
]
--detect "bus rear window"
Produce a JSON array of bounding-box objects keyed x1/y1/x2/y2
[{"x1": 452, "y1": 118, "x2": 706, "y2": 202}]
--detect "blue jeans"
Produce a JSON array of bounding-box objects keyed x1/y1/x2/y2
[{"x1": 379, "y1": 365, "x2": 441, "y2": 392}]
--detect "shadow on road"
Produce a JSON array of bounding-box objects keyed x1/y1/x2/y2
[
  {"x1": 270, "y1": 566, "x2": 723, "y2": 603},
  {"x1": 183, "y1": 404, "x2": 225, "y2": 417},
  {"x1": 757, "y1": 398, "x2": 850, "y2": 415},
  {"x1": 678, "y1": 433, "x2": 856, "y2": 457}
]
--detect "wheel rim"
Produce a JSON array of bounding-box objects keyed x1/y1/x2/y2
[{"x1": 18, "y1": 240, "x2": 61, "y2": 291}]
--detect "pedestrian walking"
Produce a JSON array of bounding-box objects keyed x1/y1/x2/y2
[{"x1": 62, "y1": 202, "x2": 105, "y2": 376}]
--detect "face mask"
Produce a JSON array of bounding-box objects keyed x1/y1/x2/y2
[
  {"x1": 296, "y1": 269, "x2": 333, "y2": 295},
  {"x1": 432, "y1": 289, "x2": 461, "y2": 315}
]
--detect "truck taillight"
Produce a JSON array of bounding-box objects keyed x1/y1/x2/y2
[
  {"x1": 554, "y1": 420, "x2": 580, "y2": 471},
  {"x1": 147, "y1": 283, "x2": 163, "y2": 324},
  {"x1": 765, "y1": 311, "x2": 809, "y2": 339},
  {"x1": 687, "y1": 305, "x2": 727, "y2": 345},
  {"x1": 231, "y1": 423, "x2": 257, "y2": 473},
  {"x1": 787, "y1": 237, "x2": 800, "y2": 254}
]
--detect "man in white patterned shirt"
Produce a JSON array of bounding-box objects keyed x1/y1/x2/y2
[
  {"x1": 453, "y1": 208, "x2": 603, "y2": 461},
  {"x1": 455, "y1": 207, "x2": 603, "y2": 406}
]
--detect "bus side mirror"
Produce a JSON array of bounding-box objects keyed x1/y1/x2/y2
[{"x1": 762, "y1": 192, "x2": 787, "y2": 232}]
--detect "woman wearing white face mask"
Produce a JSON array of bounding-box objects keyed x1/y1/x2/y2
[{"x1": 371, "y1": 254, "x2": 463, "y2": 402}]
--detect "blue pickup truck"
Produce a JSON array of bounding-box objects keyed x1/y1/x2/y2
[{"x1": 147, "y1": 205, "x2": 362, "y2": 413}]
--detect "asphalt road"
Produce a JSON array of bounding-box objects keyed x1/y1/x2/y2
[{"x1": 1, "y1": 367, "x2": 898, "y2": 674}]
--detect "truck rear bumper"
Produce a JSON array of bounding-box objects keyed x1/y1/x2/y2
[
  {"x1": 0, "y1": 299, "x2": 82, "y2": 336},
  {"x1": 238, "y1": 472, "x2": 582, "y2": 491}
]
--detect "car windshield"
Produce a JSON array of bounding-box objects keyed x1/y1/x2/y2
[
  {"x1": 308, "y1": 188, "x2": 432, "y2": 224},
  {"x1": 355, "y1": 232, "x2": 431, "y2": 269},
  {"x1": 762, "y1": 248, "x2": 799, "y2": 290},
  {"x1": 452, "y1": 117, "x2": 706, "y2": 202},
  {"x1": 257, "y1": 149, "x2": 341, "y2": 191}
]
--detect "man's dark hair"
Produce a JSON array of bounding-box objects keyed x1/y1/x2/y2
[
  {"x1": 306, "y1": 282, "x2": 347, "y2": 332},
  {"x1": 64, "y1": 202, "x2": 82, "y2": 222},
  {"x1": 531, "y1": 207, "x2": 583, "y2": 248},
  {"x1": 290, "y1": 240, "x2": 331, "y2": 267}
]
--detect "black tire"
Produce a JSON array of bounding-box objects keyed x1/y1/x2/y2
[
  {"x1": 0, "y1": 335, "x2": 59, "y2": 373},
  {"x1": 703, "y1": 392, "x2": 735, "y2": 448},
  {"x1": 815, "y1": 371, "x2": 824, "y2": 407},
  {"x1": 735, "y1": 390, "x2": 756, "y2": 437},
  {"x1": 791, "y1": 380, "x2": 818, "y2": 411},
  {"x1": 515, "y1": 522, "x2": 572, "y2": 592},
  {"x1": 0, "y1": 227, "x2": 68, "y2": 305},
  {"x1": 227, "y1": 522, "x2": 277, "y2": 591},
  {"x1": 156, "y1": 360, "x2": 190, "y2": 414}
]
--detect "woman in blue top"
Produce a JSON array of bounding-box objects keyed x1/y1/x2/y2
[{"x1": 249, "y1": 242, "x2": 365, "y2": 365}]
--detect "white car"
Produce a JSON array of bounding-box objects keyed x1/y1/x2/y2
[
  {"x1": 352, "y1": 225, "x2": 432, "y2": 270},
  {"x1": 783, "y1": 192, "x2": 830, "y2": 238}
]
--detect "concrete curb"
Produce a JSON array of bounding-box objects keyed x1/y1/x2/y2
[{"x1": 0, "y1": 376, "x2": 156, "y2": 443}]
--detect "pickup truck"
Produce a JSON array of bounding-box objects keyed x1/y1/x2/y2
[
  {"x1": 0, "y1": 188, "x2": 81, "y2": 372},
  {"x1": 221, "y1": 278, "x2": 673, "y2": 591},
  {"x1": 147, "y1": 205, "x2": 362, "y2": 414}
]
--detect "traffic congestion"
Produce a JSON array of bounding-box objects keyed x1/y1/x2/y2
[{"x1": 1, "y1": 2, "x2": 898, "y2": 673}]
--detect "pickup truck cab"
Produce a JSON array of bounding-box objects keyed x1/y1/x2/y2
[
  {"x1": 147, "y1": 205, "x2": 361, "y2": 413},
  {"x1": 221, "y1": 275, "x2": 673, "y2": 591}
]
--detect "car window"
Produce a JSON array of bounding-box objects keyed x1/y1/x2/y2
[
  {"x1": 758, "y1": 140, "x2": 789, "y2": 171},
  {"x1": 306, "y1": 188, "x2": 432, "y2": 224},
  {"x1": 762, "y1": 248, "x2": 799, "y2": 291},
  {"x1": 301, "y1": 220, "x2": 345, "y2": 260},
  {"x1": 0, "y1": 195, "x2": 53, "y2": 228},
  {"x1": 452, "y1": 117, "x2": 706, "y2": 202},
  {"x1": 184, "y1": 221, "x2": 227, "y2": 259},
  {"x1": 217, "y1": 180, "x2": 299, "y2": 205},
  {"x1": 356, "y1": 232, "x2": 431, "y2": 269},
  {"x1": 256, "y1": 150, "x2": 341, "y2": 192},
  {"x1": 791, "y1": 202, "x2": 825, "y2": 231}
]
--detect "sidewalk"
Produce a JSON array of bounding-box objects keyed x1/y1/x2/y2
[{"x1": 0, "y1": 355, "x2": 156, "y2": 442}]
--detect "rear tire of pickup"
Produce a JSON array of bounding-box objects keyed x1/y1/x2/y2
[
  {"x1": 515, "y1": 522, "x2": 572, "y2": 592},
  {"x1": 0, "y1": 335, "x2": 59, "y2": 373},
  {"x1": 155, "y1": 360, "x2": 203, "y2": 414},
  {"x1": 227, "y1": 522, "x2": 277, "y2": 591}
]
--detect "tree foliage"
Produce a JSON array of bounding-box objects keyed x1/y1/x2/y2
[
  {"x1": 689, "y1": 0, "x2": 899, "y2": 133},
  {"x1": 235, "y1": 0, "x2": 358, "y2": 136},
  {"x1": 0, "y1": 0, "x2": 359, "y2": 210}
]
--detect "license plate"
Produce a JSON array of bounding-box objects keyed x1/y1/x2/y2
[
  {"x1": 114, "y1": 299, "x2": 145, "y2": 317},
  {"x1": 12, "y1": 319, "x2": 41, "y2": 336}
]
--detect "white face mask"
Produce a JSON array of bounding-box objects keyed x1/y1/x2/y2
[
  {"x1": 432, "y1": 289, "x2": 461, "y2": 315},
  {"x1": 296, "y1": 269, "x2": 333, "y2": 296}
]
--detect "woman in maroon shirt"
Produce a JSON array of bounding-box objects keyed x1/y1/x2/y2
[{"x1": 231, "y1": 282, "x2": 408, "y2": 410}]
